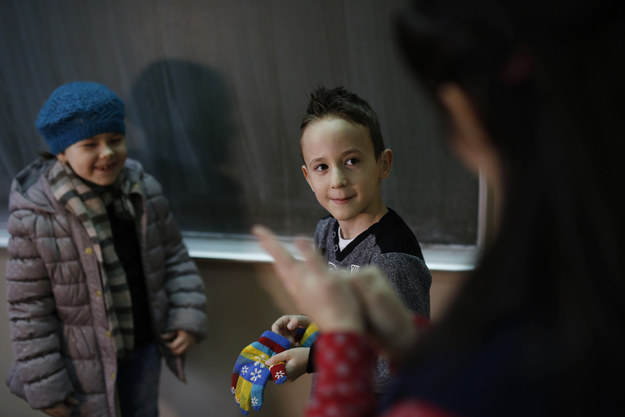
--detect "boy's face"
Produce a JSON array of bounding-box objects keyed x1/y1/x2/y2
[
  {"x1": 301, "y1": 117, "x2": 391, "y2": 233},
  {"x1": 57, "y1": 132, "x2": 127, "y2": 186}
]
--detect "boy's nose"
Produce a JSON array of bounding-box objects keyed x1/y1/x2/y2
[{"x1": 330, "y1": 168, "x2": 347, "y2": 188}]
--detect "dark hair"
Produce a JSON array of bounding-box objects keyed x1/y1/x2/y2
[
  {"x1": 300, "y1": 86, "x2": 386, "y2": 159},
  {"x1": 394, "y1": 0, "x2": 625, "y2": 414}
]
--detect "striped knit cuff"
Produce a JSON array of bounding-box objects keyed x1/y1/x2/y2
[{"x1": 258, "y1": 331, "x2": 291, "y2": 354}]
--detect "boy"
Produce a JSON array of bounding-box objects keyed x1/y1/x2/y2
[
  {"x1": 267, "y1": 86, "x2": 431, "y2": 393},
  {"x1": 5, "y1": 81, "x2": 207, "y2": 417}
]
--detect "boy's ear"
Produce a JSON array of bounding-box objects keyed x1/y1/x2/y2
[
  {"x1": 378, "y1": 149, "x2": 393, "y2": 179},
  {"x1": 56, "y1": 152, "x2": 67, "y2": 163},
  {"x1": 301, "y1": 165, "x2": 315, "y2": 191}
]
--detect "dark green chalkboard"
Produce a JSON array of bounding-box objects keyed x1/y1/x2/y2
[{"x1": 0, "y1": 0, "x2": 478, "y2": 246}]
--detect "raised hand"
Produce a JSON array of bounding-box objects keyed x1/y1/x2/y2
[
  {"x1": 252, "y1": 225, "x2": 365, "y2": 334},
  {"x1": 347, "y1": 266, "x2": 420, "y2": 364},
  {"x1": 253, "y1": 225, "x2": 421, "y2": 366}
]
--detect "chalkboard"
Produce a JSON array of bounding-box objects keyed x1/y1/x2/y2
[{"x1": 0, "y1": 0, "x2": 479, "y2": 246}]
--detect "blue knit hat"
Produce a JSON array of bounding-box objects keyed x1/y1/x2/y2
[{"x1": 36, "y1": 81, "x2": 126, "y2": 154}]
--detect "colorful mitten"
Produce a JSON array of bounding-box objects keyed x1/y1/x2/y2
[
  {"x1": 231, "y1": 331, "x2": 291, "y2": 415},
  {"x1": 299, "y1": 322, "x2": 320, "y2": 347}
]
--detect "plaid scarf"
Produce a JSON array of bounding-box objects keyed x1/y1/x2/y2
[{"x1": 49, "y1": 160, "x2": 135, "y2": 358}]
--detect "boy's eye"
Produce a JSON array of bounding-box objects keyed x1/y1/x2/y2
[
  {"x1": 346, "y1": 158, "x2": 359, "y2": 166},
  {"x1": 314, "y1": 163, "x2": 328, "y2": 172}
]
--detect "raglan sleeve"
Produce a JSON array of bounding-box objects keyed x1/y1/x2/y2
[{"x1": 373, "y1": 252, "x2": 432, "y2": 318}]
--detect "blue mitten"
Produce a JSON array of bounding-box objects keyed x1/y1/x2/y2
[{"x1": 231, "y1": 331, "x2": 291, "y2": 414}]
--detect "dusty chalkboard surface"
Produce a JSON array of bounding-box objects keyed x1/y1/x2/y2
[{"x1": 0, "y1": 0, "x2": 478, "y2": 246}]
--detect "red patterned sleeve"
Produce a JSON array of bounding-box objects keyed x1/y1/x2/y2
[
  {"x1": 305, "y1": 327, "x2": 457, "y2": 417},
  {"x1": 305, "y1": 332, "x2": 377, "y2": 417}
]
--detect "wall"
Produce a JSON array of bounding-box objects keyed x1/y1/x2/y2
[{"x1": 0, "y1": 248, "x2": 466, "y2": 417}]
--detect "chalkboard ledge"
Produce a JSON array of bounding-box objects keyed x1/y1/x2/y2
[
  {"x1": 183, "y1": 234, "x2": 477, "y2": 271},
  {"x1": 0, "y1": 230, "x2": 477, "y2": 272}
]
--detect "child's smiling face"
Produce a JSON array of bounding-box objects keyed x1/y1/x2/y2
[
  {"x1": 57, "y1": 132, "x2": 127, "y2": 186},
  {"x1": 301, "y1": 116, "x2": 391, "y2": 238}
]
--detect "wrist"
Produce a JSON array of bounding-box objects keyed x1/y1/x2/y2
[
  {"x1": 316, "y1": 332, "x2": 376, "y2": 363},
  {"x1": 315, "y1": 317, "x2": 365, "y2": 334},
  {"x1": 390, "y1": 319, "x2": 420, "y2": 365}
]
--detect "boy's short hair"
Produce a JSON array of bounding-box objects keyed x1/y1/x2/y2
[{"x1": 300, "y1": 86, "x2": 385, "y2": 159}]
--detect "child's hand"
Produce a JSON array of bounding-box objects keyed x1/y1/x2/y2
[
  {"x1": 42, "y1": 395, "x2": 79, "y2": 417},
  {"x1": 161, "y1": 330, "x2": 196, "y2": 355},
  {"x1": 347, "y1": 266, "x2": 419, "y2": 365},
  {"x1": 265, "y1": 347, "x2": 310, "y2": 381},
  {"x1": 271, "y1": 315, "x2": 311, "y2": 345}
]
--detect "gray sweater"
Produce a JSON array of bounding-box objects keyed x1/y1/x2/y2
[
  {"x1": 314, "y1": 209, "x2": 430, "y2": 316},
  {"x1": 313, "y1": 209, "x2": 431, "y2": 392}
]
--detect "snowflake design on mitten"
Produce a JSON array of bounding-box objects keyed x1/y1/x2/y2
[
  {"x1": 254, "y1": 354, "x2": 268, "y2": 368},
  {"x1": 250, "y1": 367, "x2": 263, "y2": 382}
]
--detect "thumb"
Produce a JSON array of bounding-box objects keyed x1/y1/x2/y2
[{"x1": 266, "y1": 351, "x2": 289, "y2": 366}]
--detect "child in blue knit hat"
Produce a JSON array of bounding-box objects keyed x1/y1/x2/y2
[{"x1": 4, "y1": 81, "x2": 208, "y2": 417}]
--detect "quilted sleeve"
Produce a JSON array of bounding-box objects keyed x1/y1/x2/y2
[
  {"x1": 146, "y1": 179, "x2": 208, "y2": 341},
  {"x1": 5, "y1": 209, "x2": 74, "y2": 409}
]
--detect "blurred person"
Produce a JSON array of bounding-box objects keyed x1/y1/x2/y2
[{"x1": 252, "y1": 0, "x2": 625, "y2": 416}]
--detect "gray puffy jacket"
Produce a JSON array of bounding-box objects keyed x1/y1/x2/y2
[{"x1": 4, "y1": 158, "x2": 207, "y2": 416}]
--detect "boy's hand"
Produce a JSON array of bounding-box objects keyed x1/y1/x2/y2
[
  {"x1": 265, "y1": 347, "x2": 310, "y2": 381},
  {"x1": 271, "y1": 315, "x2": 311, "y2": 345},
  {"x1": 162, "y1": 330, "x2": 196, "y2": 355}
]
